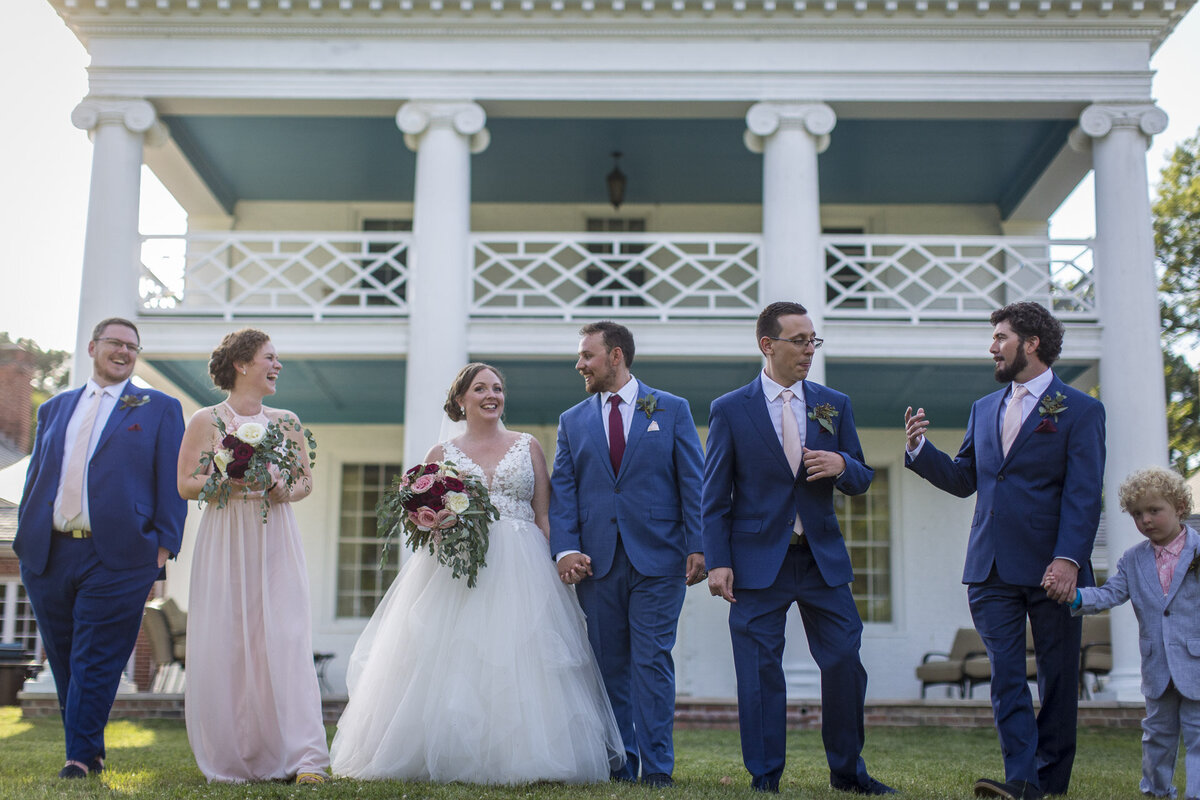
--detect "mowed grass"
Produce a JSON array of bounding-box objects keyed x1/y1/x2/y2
[{"x1": 0, "y1": 706, "x2": 1167, "y2": 799}]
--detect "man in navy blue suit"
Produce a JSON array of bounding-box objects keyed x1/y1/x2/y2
[
  {"x1": 703, "y1": 301, "x2": 893, "y2": 795},
  {"x1": 904, "y1": 301, "x2": 1106, "y2": 800},
  {"x1": 550, "y1": 321, "x2": 705, "y2": 788},
  {"x1": 17, "y1": 317, "x2": 186, "y2": 779}
]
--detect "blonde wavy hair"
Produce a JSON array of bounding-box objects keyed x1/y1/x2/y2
[{"x1": 1118, "y1": 466, "x2": 1193, "y2": 518}]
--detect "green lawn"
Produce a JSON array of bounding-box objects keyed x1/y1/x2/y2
[{"x1": 0, "y1": 707, "x2": 1163, "y2": 799}]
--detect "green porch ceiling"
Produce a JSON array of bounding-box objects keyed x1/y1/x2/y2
[
  {"x1": 148, "y1": 358, "x2": 1090, "y2": 430},
  {"x1": 161, "y1": 116, "x2": 1073, "y2": 218}
]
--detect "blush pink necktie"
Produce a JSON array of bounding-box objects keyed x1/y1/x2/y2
[
  {"x1": 780, "y1": 390, "x2": 804, "y2": 538},
  {"x1": 59, "y1": 389, "x2": 102, "y2": 522},
  {"x1": 1000, "y1": 384, "x2": 1029, "y2": 457}
]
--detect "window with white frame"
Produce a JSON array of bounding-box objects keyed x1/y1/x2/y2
[
  {"x1": 1, "y1": 579, "x2": 41, "y2": 658},
  {"x1": 835, "y1": 467, "x2": 892, "y2": 623},
  {"x1": 335, "y1": 463, "x2": 404, "y2": 618},
  {"x1": 584, "y1": 216, "x2": 647, "y2": 308}
]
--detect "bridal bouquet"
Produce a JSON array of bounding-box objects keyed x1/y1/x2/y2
[
  {"x1": 376, "y1": 461, "x2": 499, "y2": 588},
  {"x1": 194, "y1": 414, "x2": 318, "y2": 523}
]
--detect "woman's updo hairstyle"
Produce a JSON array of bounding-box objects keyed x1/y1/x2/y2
[
  {"x1": 209, "y1": 328, "x2": 271, "y2": 391},
  {"x1": 444, "y1": 362, "x2": 505, "y2": 422}
]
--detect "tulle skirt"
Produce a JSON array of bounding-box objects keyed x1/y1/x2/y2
[{"x1": 330, "y1": 517, "x2": 625, "y2": 784}]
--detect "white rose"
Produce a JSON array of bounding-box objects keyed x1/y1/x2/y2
[
  {"x1": 234, "y1": 422, "x2": 267, "y2": 446},
  {"x1": 213, "y1": 448, "x2": 234, "y2": 474},
  {"x1": 444, "y1": 491, "x2": 470, "y2": 514}
]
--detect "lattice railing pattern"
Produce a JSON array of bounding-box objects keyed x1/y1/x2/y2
[
  {"x1": 822, "y1": 236, "x2": 1096, "y2": 322},
  {"x1": 139, "y1": 231, "x2": 1096, "y2": 324},
  {"x1": 139, "y1": 232, "x2": 411, "y2": 319},
  {"x1": 471, "y1": 233, "x2": 761, "y2": 320}
]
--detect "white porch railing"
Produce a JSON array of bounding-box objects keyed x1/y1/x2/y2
[
  {"x1": 471, "y1": 233, "x2": 761, "y2": 320},
  {"x1": 823, "y1": 235, "x2": 1096, "y2": 322},
  {"x1": 139, "y1": 232, "x2": 411, "y2": 319},
  {"x1": 139, "y1": 231, "x2": 1095, "y2": 324}
]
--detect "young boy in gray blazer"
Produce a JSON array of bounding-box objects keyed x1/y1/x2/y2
[{"x1": 1063, "y1": 467, "x2": 1199, "y2": 800}]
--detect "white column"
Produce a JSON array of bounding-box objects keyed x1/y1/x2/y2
[
  {"x1": 745, "y1": 102, "x2": 835, "y2": 385},
  {"x1": 1071, "y1": 102, "x2": 1169, "y2": 701},
  {"x1": 69, "y1": 98, "x2": 168, "y2": 387},
  {"x1": 396, "y1": 101, "x2": 489, "y2": 468}
]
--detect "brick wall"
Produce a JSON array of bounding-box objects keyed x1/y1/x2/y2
[{"x1": 0, "y1": 346, "x2": 35, "y2": 454}]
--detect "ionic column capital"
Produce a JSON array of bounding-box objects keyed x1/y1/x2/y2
[
  {"x1": 70, "y1": 97, "x2": 168, "y2": 146},
  {"x1": 396, "y1": 101, "x2": 490, "y2": 154},
  {"x1": 1068, "y1": 102, "x2": 1168, "y2": 153},
  {"x1": 744, "y1": 102, "x2": 837, "y2": 154}
]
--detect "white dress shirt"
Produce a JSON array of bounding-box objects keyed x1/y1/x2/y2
[
  {"x1": 600, "y1": 375, "x2": 639, "y2": 443},
  {"x1": 54, "y1": 379, "x2": 124, "y2": 531}
]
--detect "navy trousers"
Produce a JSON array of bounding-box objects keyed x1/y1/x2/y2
[
  {"x1": 729, "y1": 541, "x2": 870, "y2": 791},
  {"x1": 21, "y1": 534, "x2": 160, "y2": 764},
  {"x1": 968, "y1": 569, "x2": 1082, "y2": 795},
  {"x1": 576, "y1": 537, "x2": 685, "y2": 780}
]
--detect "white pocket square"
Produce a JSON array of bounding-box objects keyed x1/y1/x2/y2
[{"x1": 647, "y1": 421, "x2": 660, "y2": 432}]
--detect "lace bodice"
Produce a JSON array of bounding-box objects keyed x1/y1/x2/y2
[{"x1": 442, "y1": 434, "x2": 536, "y2": 523}]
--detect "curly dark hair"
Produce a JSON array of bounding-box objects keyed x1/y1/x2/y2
[
  {"x1": 444, "y1": 362, "x2": 506, "y2": 422},
  {"x1": 755, "y1": 301, "x2": 809, "y2": 342},
  {"x1": 579, "y1": 321, "x2": 635, "y2": 368},
  {"x1": 209, "y1": 329, "x2": 272, "y2": 391},
  {"x1": 990, "y1": 302, "x2": 1064, "y2": 367}
]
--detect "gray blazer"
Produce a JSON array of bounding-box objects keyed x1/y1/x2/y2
[{"x1": 1076, "y1": 525, "x2": 1200, "y2": 700}]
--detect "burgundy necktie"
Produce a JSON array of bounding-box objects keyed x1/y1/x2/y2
[{"x1": 608, "y1": 395, "x2": 625, "y2": 475}]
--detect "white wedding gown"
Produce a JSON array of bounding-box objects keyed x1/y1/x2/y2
[{"x1": 330, "y1": 433, "x2": 625, "y2": 784}]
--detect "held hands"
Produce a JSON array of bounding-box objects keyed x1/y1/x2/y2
[
  {"x1": 801, "y1": 447, "x2": 845, "y2": 482},
  {"x1": 904, "y1": 407, "x2": 929, "y2": 451},
  {"x1": 557, "y1": 552, "x2": 593, "y2": 585},
  {"x1": 708, "y1": 566, "x2": 735, "y2": 603},
  {"x1": 1041, "y1": 558, "x2": 1079, "y2": 604},
  {"x1": 685, "y1": 552, "x2": 707, "y2": 586}
]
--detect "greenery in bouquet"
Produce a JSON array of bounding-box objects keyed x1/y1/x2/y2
[
  {"x1": 193, "y1": 413, "x2": 318, "y2": 522},
  {"x1": 376, "y1": 460, "x2": 499, "y2": 588}
]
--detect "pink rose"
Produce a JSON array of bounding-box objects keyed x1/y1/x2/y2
[
  {"x1": 415, "y1": 507, "x2": 439, "y2": 529},
  {"x1": 411, "y1": 474, "x2": 435, "y2": 494},
  {"x1": 435, "y1": 509, "x2": 458, "y2": 529}
]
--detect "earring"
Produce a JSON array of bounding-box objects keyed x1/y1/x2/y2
[
  {"x1": 459, "y1": 406, "x2": 465, "y2": 414},
  {"x1": 240, "y1": 368, "x2": 246, "y2": 375}
]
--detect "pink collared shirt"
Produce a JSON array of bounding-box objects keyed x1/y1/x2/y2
[{"x1": 1153, "y1": 528, "x2": 1188, "y2": 595}]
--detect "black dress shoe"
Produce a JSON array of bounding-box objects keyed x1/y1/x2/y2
[
  {"x1": 88, "y1": 756, "x2": 105, "y2": 774},
  {"x1": 642, "y1": 772, "x2": 674, "y2": 788},
  {"x1": 58, "y1": 764, "x2": 88, "y2": 779},
  {"x1": 751, "y1": 776, "x2": 780, "y2": 793},
  {"x1": 832, "y1": 776, "x2": 898, "y2": 795},
  {"x1": 974, "y1": 778, "x2": 1043, "y2": 799}
]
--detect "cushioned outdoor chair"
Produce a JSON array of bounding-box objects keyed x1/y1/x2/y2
[{"x1": 916, "y1": 627, "x2": 984, "y2": 698}]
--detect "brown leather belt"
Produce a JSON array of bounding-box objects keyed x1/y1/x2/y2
[{"x1": 53, "y1": 529, "x2": 92, "y2": 539}]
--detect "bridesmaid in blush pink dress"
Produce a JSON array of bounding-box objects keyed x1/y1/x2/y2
[{"x1": 176, "y1": 328, "x2": 329, "y2": 784}]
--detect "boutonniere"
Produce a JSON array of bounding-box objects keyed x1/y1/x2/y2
[
  {"x1": 1187, "y1": 550, "x2": 1200, "y2": 577},
  {"x1": 1034, "y1": 391, "x2": 1068, "y2": 433},
  {"x1": 119, "y1": 393, "x2": 150, "y2": 410},
  {"x1": 636, "y1": 394, "x2": 661, "y2": 420},
  {"x1": 807, "y1": 402, "x2": 838, "y2": 435}
]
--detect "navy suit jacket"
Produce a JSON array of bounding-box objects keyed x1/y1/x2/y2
[
  {"x1": 702, "y1": 378, "x2": 873, "y2": 590},
  {"x1": 16, "y1": 380, "x2": 187, "y2": 575},
  {"x1": 906, "y1": 374, "x2": 1105, "y2": 588},
  {"x1": 1076, "y1": 526, "x2": 1200, "y2": 700},
  {"x1": 549, "y1": 380, "x2": 704, "y2": 580}
]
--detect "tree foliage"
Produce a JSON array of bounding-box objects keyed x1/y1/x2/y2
[
  {"x1": 1153, "y1": 128, "x2": 1200, "y2": 476},
  {"x1": 0, "y1": 331, "x2": 70, "y2": 395}
]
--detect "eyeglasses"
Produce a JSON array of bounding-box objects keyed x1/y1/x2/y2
[
  {"x1": 95, "y1": 337, "x2": 143, "y2": 354},
  {"x1": 767, "y1": 336, "x2": 824, "y2": 350}
]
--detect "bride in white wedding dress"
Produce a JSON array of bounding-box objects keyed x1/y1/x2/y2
[{"x1": 330, "y1": 363, "x2": 625, "y2": 784}]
